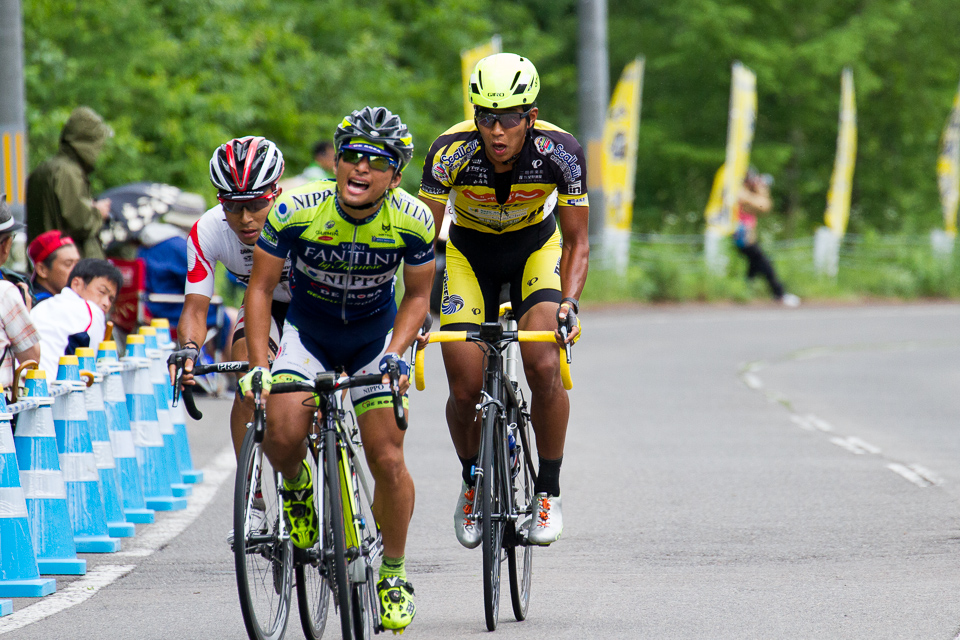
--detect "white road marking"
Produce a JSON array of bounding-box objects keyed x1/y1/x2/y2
[
  {"x1": 790, "y1": 415, "x2": 815, "y2": 431},
  {"x1": 807, "y1": 415, "x2": 834, "y2": 433},
  {"x1": 908, "y1": 464, "x2": 943, "y2": 486},
  {"x1": 0, "y1": 565, "x2": 135, "y2": 633},
  {"x1": 0, "y1": 445, "x2": 236, "y2": 634},
  {"x1": 743, "y1": 373, "x2": 763, "y2": 389},
  {"x1": 846, "y1": 437, "x2": 881, "y2": 455},
  {"x1": 831, "y1": 436, "x2": 869, "y2": 455},
  {"x1": 887, "y1": 463, "x2": 933, "y2": 488}
]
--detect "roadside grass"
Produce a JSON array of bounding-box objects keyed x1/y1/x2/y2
[{"x1": 583, "y1": 232, "x2": 960, "y2": 305}]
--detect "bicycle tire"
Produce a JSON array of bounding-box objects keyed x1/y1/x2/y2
[
  {"x1": 295, "y1": 452, "x2": 331, "y2": 640},
  {"x1": 325, "y1": 427, "x2": 354, "y2": 639},
  {"x1": 507, "y1": 407, "x2": 534, "y2": 621},
  {"x1": 352, "y1": 564, "x2": 377, "y2": 639},
  {"x1": 235, "y1": 422, "x2": 293, "y2": 640},
  {"x1": 480, "y1": 400, "x2": 506, "y2": 631}
]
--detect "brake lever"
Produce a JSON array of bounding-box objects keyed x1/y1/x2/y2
[{"x1": 387, "y1": 362, "x2": 407, "y2": 431}]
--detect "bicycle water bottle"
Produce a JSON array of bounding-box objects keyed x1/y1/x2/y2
[{"x1": 508, "y1": 430, "x2": 519, "y2": 478}]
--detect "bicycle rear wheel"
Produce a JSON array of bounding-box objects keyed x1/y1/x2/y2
[
  {"x1": 295, "y1": 451, "x2": 330, "y2": 640},
  {"x1": 507, "y1": 409, "x2": 534, "y2": 621},
  {"x1": 235, "y1": 421, "x2": 293, "y2": 640},
  {"x1": 325, "y1": 428, "x2": 354, "y2": 639},
  {"x1": 480, "y1": 406, "x2": 506, "y2": 631}
]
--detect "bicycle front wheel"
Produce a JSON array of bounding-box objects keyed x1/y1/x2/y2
[
  {"x1": 324, "y1": 428, "x2": 355, "y2": 639},
  {"x1": 235, "y1": 421, "x2": 293, "y2": 640},
  {"x1": 295, "y1": 452, "x2": 330, "y2": 640},
  {"x1": 480, "y1": 405, "x2": 506, "y2": 631},
  {"x1": 507, "y1": 409, "x2": 534, "y2": 621}
]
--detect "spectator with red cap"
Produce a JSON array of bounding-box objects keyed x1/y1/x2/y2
[{"x1": 28, "y1": 230, "x2": 80, "y2": 304}]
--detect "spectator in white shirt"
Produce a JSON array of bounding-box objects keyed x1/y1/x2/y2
[{"x1": 31, "y1": 258, "x2": 121, "y2": 377}]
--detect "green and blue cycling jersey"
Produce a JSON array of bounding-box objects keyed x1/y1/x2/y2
[{"x1": 257, "y1": 180, "x2": 435, "y2": 334}]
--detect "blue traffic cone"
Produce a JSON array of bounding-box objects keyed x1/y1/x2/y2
[
  {"x1": 149, "y1": 318, "x2": 174, "y2": 349},
  {"x1": 139, "y1": 328, "x2": 191, "y2": 498},
  {"x1": 53, "y1": 356, "x2": 120, "y2": 553},
  {"x1": 150, "y1": 320, "x2": 203, "y2": 484},
  {"x1": 0, "y1": 399, "x2": 57, "y2": 596},
  {"x1": 17, "y1": 370, "x2": 86, "y2": 575},
  {"x1": 0, "y1": 600, "x2": 11, "y2": 616},
  {"x1": 123, "y1": 335, "x2": 186, "y2": 511},
  {"x1": 75, "y1": 348, "x2": 134, "y2": 538},
  {"x1": 97, "y1": 342, "x2": 154, "y2": 524}
]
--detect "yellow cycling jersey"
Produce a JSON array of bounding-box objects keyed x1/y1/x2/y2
[{"x1": 418, "y1": 120, "x2": 589, "y2": 234}]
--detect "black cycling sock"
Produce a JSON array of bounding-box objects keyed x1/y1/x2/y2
[
  {"x1": 459, "y1": 454, "x2": 479, "y2": 486},
  {"x1": 534, "y1": 456, "x2": 562, "y2": 497}
]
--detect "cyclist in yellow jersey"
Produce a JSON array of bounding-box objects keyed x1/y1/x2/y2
[
  {"x1": 418, "y1": 53, "x2": 589, "y2": 547},
  {"x1": 242, "y1": 107, "x2": 433, "y2": 632}
]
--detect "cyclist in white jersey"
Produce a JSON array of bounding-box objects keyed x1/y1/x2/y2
[{"x1": 171, "y1": 136, "x2": 292, "y2": 457}]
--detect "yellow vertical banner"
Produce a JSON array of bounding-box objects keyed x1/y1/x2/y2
[
  {"x1": 602, "y1": 57, "x2": 644, "y2": 233},
  {"x1": 705, "y1": 62, "x2": 756, "y2": 236},
  {"x1": 937, "y1": 81, "x2": 960, "y2": 236},
  {"x1": 824, "y1": 67, "x2": 857, "y2": 237},
  {"x1": 461, "y1": 36, "x2": 502, "y2": 121}
]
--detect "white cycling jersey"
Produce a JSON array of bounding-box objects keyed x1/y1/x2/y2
[{"x1": 185, "y1": 204, "x2": 292, "y2": 301}]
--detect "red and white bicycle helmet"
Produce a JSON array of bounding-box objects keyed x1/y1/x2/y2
[{"x1": 209, "y1": 136, "x2": 285, "y2": 200}]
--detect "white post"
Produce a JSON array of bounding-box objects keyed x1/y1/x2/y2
[
  {"x1": 930, "y1": 229, "x2": 955, "y2": 259},
  {"x1": 704, "y1": 228, "x2": 728, "y2": 275},
  {"x1": 813, "y1": 226, "x2": 841, "y2": 277}
]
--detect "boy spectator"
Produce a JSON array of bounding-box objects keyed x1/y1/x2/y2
[
  {"x1": 28, "y1": 230, "x2": 80, "y2": 303},
  {"x1": 31, "y1": 258, "x2": 121, "y2": 376}
]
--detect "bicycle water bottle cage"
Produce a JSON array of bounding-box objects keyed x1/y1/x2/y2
[{"x1": 479, "y1": 322, "x2": 503, "y2": 342}]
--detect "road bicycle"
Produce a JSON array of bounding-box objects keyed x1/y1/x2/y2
[
  {"x1": 178, "y1": 361, "x2": 405, "y2": 640},
  {"x1": 414, "y1": 306, "x2": 573, "y2": 630}
]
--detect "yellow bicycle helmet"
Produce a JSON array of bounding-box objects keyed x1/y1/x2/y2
[{"x1": 469, "y1": 53, "x2": 540, "y2": 109}]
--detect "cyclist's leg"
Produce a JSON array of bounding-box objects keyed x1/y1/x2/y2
[
  {"x1": 514, "y1": 228, "x2": 566, "y2": 544},
  {"x1": 348, "y1": 335, "x2": 417, "y2": 631},
  {"x1": 439, "y1": 239, "x2": 496, "y2": 464}
]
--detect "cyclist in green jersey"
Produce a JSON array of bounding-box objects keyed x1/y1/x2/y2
[{"x1": 241, "y1": 107, "x2": 435, "y2": 632}]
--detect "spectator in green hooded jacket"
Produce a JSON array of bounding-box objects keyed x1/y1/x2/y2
[{"x1": 26, "y1": 107, "x2": 113, "y2": 259}]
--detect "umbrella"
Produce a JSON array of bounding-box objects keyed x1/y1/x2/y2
[{"x1": 98, "y1": 182, "x2": 206, "y2": 247}]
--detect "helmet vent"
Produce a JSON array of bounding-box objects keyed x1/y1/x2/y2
[
  {"x1": 478, "y1": 70, "x2": 483, "y2": 89},
  {"x1": 510, "y1": 71, "x2": 521, "y2": 90}
]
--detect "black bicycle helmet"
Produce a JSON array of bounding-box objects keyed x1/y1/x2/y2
[
  {"x1": 333, "y1": 107, "x2": 414, "y2": 171},
  {"x1": 209, "y1": 136, "x2": 285, "y2": 199}
]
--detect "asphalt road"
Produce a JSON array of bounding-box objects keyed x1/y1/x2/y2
[{"x1": 4, "y1": 303, "x2": 960, "y2": 639}]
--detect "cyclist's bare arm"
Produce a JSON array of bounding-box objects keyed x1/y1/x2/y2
[
  {"x1": 383, "y1": 260, "x2": 435, "y2": 393},
  {"x1": 170, "y1": 292, "x2": 213, "y2": 386},
  {"x1": 555, "y1": 204, "x2": 590, "y2": 343},
  {"x1": 244, "y1": 246, "x2": 285, "y2": 399}
]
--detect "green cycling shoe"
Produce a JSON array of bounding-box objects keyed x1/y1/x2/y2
[
  {"x1": 281, "y1": 461, "x2": 318, "y2": 549},
  {"x1": 378, "y1": 577, "x2": 416, "y2": 633}
]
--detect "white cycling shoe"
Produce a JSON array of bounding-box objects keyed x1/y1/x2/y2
[
  {"x1": 454, "y1": 482, "x2": 481, "y2": 549},
  {"x1": 526, "y1": 493, "x2": 563, "y2": 546}
]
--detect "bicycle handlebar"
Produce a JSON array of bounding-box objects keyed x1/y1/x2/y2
[
  {"x1": 414, "y1": 330, "x2": 573, "y2": 392},
  {"x1": 174, "y1": 361, "x2": 406, "y2": 430},
  {"x1": 173, "y1": 361, "x2": 251, "y2": 421},
  {"x1": 272, "y1": 371, "x2": 407, "y2": 431}
]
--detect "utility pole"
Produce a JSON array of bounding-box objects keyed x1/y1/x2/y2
[
  {"x1": 578, "y1": 0, "x2": 609, "y2": 242},
  {"x1": 0, "y1": 0, "x2": 28, "y2": 222}
]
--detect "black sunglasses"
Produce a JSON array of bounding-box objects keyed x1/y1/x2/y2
[
  {"x1": 339, "y1": 149, "x2": 398, "y2": 172},
  {"x1": 475, "y1": 109, "x2": 532, "y2": 130},
  {"x1": 218, "y1": 190, "x2": 280, "y2": 214}
]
